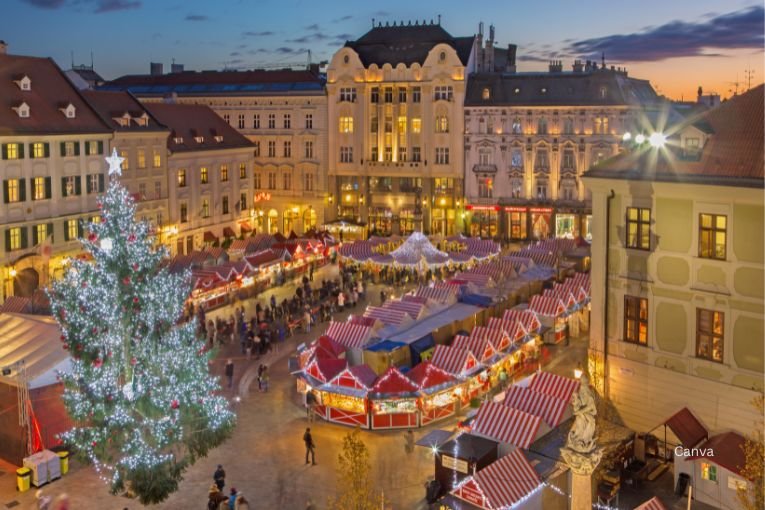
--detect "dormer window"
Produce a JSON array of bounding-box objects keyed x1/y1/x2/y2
[
  {"x1": 114, "y1": 113, "x2": 131, "y2": 127},
  {"x1": 133, "y1": 113, "x2": 149, "y2": 127},
  {"x1": 13, "y1": 102, "x2": 30, "y2": 118},
  {"x1": 173, "y1": 137, "x2": 184, "y2": 144},
  {"x1": 15, "y1": 75, "x2": 31, "y2": 91},
  {"x1": 60, "y1": 103, "x2": 76, "y2": 119},
  {"x1": 482, "y1": 88, "x2": 491, "y2": 100},
  {"x1": 194, "y1": 136, "x2": 204, "y2": 144},
  {"x1": 214, "y1": 135, "x2": 224, "y2": 143}
]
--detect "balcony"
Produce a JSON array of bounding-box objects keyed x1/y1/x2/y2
[{"x1": 472, "y1": 164, "x2": 498, "y2": 174}]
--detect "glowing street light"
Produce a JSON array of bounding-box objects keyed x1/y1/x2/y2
[
  {"x1": 634, "y1": 133, "x2": 646, "y2": 144},
  {"x1": 649, "y1": 132, "x2": 667, "y2": 148},
  {"x1": 622, "y1": 132, "x2": 632, "y2": 142}
]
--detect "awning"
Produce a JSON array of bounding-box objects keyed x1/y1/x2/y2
[
  {"x1": 223, "y1": 227, "x2": 236, "y2": 238},
  {"x1": 203, "y1": 231, "x2": 217, "y2": 243},
  {"x1": 664, "y1": 407, "x2": 708, "y2": 448},
  {"x1": 686, "y1": 431, "x2": 746, "y2": 476},
  {"x1": 324, "y1": 321, "x2": 372, "y2": 349},
  {"x1": 470, "y1": 401, "x2": 542, "y2": 449},
  {"x1": 503, "y1": 385, "x2": 570, "y2": 428},
  {"x1": 239, "y1": 222, "x2": 252, "y2": 233},
  {"x1": 430, "y1": 345, "x2": 480, "y2": 376},
  {"x1": 528, "y1": 371, "x2": 579, "y2": 402}
]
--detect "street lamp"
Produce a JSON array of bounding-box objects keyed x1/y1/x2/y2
[
  {"x1": 574, "y1": 363, "x2": 583, "y2": 380},
  {"x1": 648, "y1": 132, "x2": 667, "y2": 148},
  {"x1": 634, "y1": 133, "x2": 646, "y2": 144}
]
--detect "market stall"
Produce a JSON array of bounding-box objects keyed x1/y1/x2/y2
[
  {"x1": 527, "y1": 371, "x2": 579, "y2": 402},
  {"x1": 324, "y1": 321, "x2": 374, "y2": 364},
  {"x1": 430, "y1": 345, "x2": 481, "y2": 403},
  {"x1": 406, "y1": 361, "x2": 459, "y2": 425},
  {"x1": 543, "y1": 285, "x2": 579, "y2": 336},
  {"x1": 300, "y1": 357, "x2": 347, "y2": 421},
  {"x1": 363, "y1": 340, "x2": 411, "y2": 375},
  {"x1": 469, "y1": 401, "x2": 547, "y2": 451},
  {"x1": 382, "y1": 299, "x2": 428, "y2": 320},
  {"x1": 297, "y1": 334, "x2": 346, "y2": 369},
  {"x1": 323, "y1": 364, "x2": 377, "y2": 428},
  {"x1": 503, "y1": 385, "x2": 572, "y2": 428},
  {"x1": 527, "y1": 295, "x2": 568, "y2": 344},
  {"x1": 368, "y1": 367, "x2": 420, "y2": 429},
  {"x1": 362, "y1": 306, "x2": 413, "y2": 328}
]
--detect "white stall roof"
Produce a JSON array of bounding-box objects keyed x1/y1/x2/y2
[{"x1": 0, "y1": 313, "x2": 69, "y2": 389}]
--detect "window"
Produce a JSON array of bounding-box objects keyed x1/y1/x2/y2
[
  {"x1": 3, "y1": 143, "x2": 21, "y2": 159},
  {"x1": 268, "y1": 172, "x2": 277, "y2": 190},
  {"x1": 626, "y1": 207, "x2": 651, "y2": 250},
  {"x1": 177, "y1": 169, "x2": 187, "y2": 187},
  {"x1": 222, "y1": 195, "x2": 229, "y2": 215},
  {"x1": 369, "y1": 177, "x2": 392, "y2": 192},
  {"x1": 33, "y1": 223, "x2": 51, "y2": 245},
  {"x1": 138, "y1": 182, "x2": 146, "y2": 199},
  {"x1": 238, "y1": 114, "x2": 245, "y2": 129},
  {"x1": 305, "y1": 114, "x2": 313, "y2": 129},
  {"x1": 136, "y1": 149, "x2": 146, "y2": 169},
  {"x1": 562, "y1": 149, "x2": 576, "y2": 170},
  {"x1": 87, "y1": 141, "x2": 103, "y2": 156},
  {"x1": 370, "y1": 87, "x2": 379, "y2": 103},
  {"x1": 411, "y1": 118, "x2": 421, "y2": 134},
  {"x1": 304, "y1": 141, "x2": 314, "y2": 159},
  {"x1": 240, "y1": 192, "x2": 248, "y2": 211},
  {"x1": 338, "y1": 176, "x2": 359, "y2": 191},
  {"x1": 254, "y1": 141, "x2": 260, "y2": 157},
  {"x1": 339, "y1": 88, "x2": 356, "y2": 102},
  {"x1": 283, "y1": 141, "x2": 291, "y2": 158},
  {"x1": 510, "y1": 177, "x2": 523, "y2": 198},
  {"x1": 624, "y1": 296, "x2": 648, "y2": 345},
  {"x1": 434, "y1": 178, "x2": 454, "y2": 194},
  {"x1": 86, "y1": 174, "x2": 104, "y2": 194},
  {"x1": 268, "y1": 141, "x2": 276, "y2": 157},
  {"x1": 701, "y1": 463, "x2": 717, "y2": 482},
  {"x1": 32, "y1": 177, "x2": 50, "y2": 200},
  {"x1": 398, "y1": 147, "x2": 407, "y2": 161},
  {"x1": 560, "y1": 178, "x2": 577, "y2": 200},
  {"x1": 384, "y1": 116, "x2": 392, "y2": 133},
  {"x1": 412, "y1": 147, "x2": 421, "y2": 162},
  {"x1": 283, "y1": 114, "x2": 291, "y2": 129},
  {"x1": 3, "y1": 179, "x2": 23, "y2": 203},
  {"x1": 435, "y1": 115, "x2": 449, "y2": 133},
  {"x1": 61, "y1": 141, "x2": 78, "y2": 157},
  {"x1": 595, "y1": 116, "x2": 609, "y2": 134},
  {"x1": 180, "y1": 202, "x2": 188, "y2": 223},
  {"x1": 153, "y1": 149, "x2": 161, "y2": 168},
  {"x1": 398, "y1": 88, "x2": 407, "y2": 102},
  {"x1": 681, "y1": 137, "x2": 701, "y2": 161},
  {"x1": 478, "y1": 177, "x2": 493, "y2": 198},
  {"x1": 512, "y1": 118, "x2": 522, "y2": 134},
  {"x1": 536, "y1": 180, "x2": 548, "y2": 199},
  {"x1": 399, "y1": 177, "x2": 422, "y2": 193},
  {"x1": 339, "y1": 116, "x2": 354, "y2": 133},
  {"x1": 223, "y1": 114, "x2": 231, "y2": 124},
  {"x1": 511, "y1": 149, "x2": 523, "y2": 169},
  {"x1": 384, "y1": 87, "x2": 393, "y2": 103},
  {"x1": 155, "y1": 181, "x2": 162, "y2": 199},
  {"x1": 563, "y1": 118, "x2": 575, "y2": 135},
  {"x1": 434, "y1": 86, "x2": 453, "y2": 101},
  {"x1": 6, "y1": 227, "x2": 23, "y2": 251},
  {"x1": 31, "y1": 142, "x2": 48, "y2": 159},
  {"x1": 699, "y1": 214, "x2": 726, "y2": 260},
  {"x1": 201, "y1": 199, "x2": 210, "y2": 218},
  {"x1": 219, "y1": 164, "x2": 229, "y2": 182},
  {"x1": 253, "y1": 114, "x2": 260, "y2": 129},
  {"x1": 435, "y1": 148, "x2": 449, "y2": 165},
  {"x1": 340, "y1": 147, "x2": 353, "y2": 163},
  {"x1": 304, "y1": 172, "x2": 314, "y2": 191},
  {"x1": 253, "y1": 172, "x2": 261, "y2": 189},
  {"x1": 383, "y1": 147, "x2": 392, "y2": 161},
  {"x1": 61, "y1": 176, "x2": 81, "y2": 197},
  {"x1": 370, "y1": 147, "x2": 378, "y2": 161},
  {"x1": 268, "y1": 114, "x2": 276, "y2": 129},
  {"x1": 64, "y1": 219, "x2": 79, "y2": 241},
  {"x1": 478, "y1": 149, "x2": 492, "y2": 166},
  {"x1": 200, "y1": 167, "x2": 209, "y2": 184},
  {"x1": 282, "y1": 172, "x2": 291, "y2": 190},
  {"x1": 697, "y1": 309, "x2": 724, "y2": 363},
  {"x1": 535, "y1": 149, "x2": 549, "y2": 169},
  {"x1": 118, "y1": 150, "x2": 128, "y2": 170},
  {"x1": 537, "y1": 118, "x2": 548, "y2": 135},
  {"x1": 238, "y1": 163, "x2": 246, "y2": 179}
]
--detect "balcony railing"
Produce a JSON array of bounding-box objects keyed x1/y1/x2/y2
[{"x1": 472, "y1": 164, "x2": 498, "y2": 174}]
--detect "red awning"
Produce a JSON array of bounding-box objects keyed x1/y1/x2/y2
[
  {"x1": 203, "y1": 231, "x2": 217, "y2": 243},
  {"x1": 223, "y1": 227, "x2": 236, "y2": 238},
  {"x1": 664, "y1": 407, "x2": 708, "y2": 448},
  {"x1": 239, "y1": 222, "x2": 252, "y2": 233},
  {"x1": 686, "y1": 431, "x2": 746, "y2": 476}
]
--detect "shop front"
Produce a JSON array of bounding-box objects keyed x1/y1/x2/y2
[
  {"x1": 368, "y1": 207, "x2": 393, "y2": 236},
  {"x1": 530, "y1": 207, "x2": 553, "y2": 240},
  {"x1": 419, "y1": 388, "x2": 459, "y2": 425},
  {"x1": 467, "y1": 206, "x2": 499, "y2": 238},
  {"x1": 505, "y1": 207, "x2": 528, "y2": 241},
  {"x1": 322, "y1": 389, "x2": 369, "y2": 428},
  {"x1": 267, "y1": 209, "x2": 279, "y2": 234},
  {"x1": 555, "y1": 213, "x2": 578, "y2": 239},
  {"x1": 283, "y1": 209, "x2": 299, "y2": 234},
  {"x1": 431, "y1": 204, "x2": 456, "y2": 236},
  {"x1": 370, "y1": 397, "x2": 419, "y2": 429},
  {"x1": 399, "y1": 209, "x2": 416, "y2": 235}
]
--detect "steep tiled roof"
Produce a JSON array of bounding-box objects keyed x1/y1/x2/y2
[
  {"x1": 345, "y1": 22, "x2": 473, "y2": 66},
  {"x1": 0, "y1": 53, "x2": 111, "y2": 135},
  {"x1": 465, "y1": 70, "x2": 660, "y2": 107},
  {"x1": 585, "y1": 85, "x2": 764, "y2": 187},
  {"x1": 81, "y1": 90, "x2": 168, "y2": 132},
  {"x1": 141, "y1": 102, "x2": 253, "y2": 153}
]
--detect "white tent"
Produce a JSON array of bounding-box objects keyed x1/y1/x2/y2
[{"x1": 0, "y1": 313, "x2": 69, "y2": 389}]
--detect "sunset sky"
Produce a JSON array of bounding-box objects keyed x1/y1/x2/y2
[{"x1": 3, "y1": 0, "x2": 763, "y2": 100}]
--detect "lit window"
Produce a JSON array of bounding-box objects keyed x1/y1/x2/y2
[
  {"x1": 482, "y1": 88, "x2": 490, "y2": 100},
  {"x1": 411, "y1": 118, "x2": 421, "y2": 134},
  {"x1": 624, "y1": 296, "x2": 648, "y2": 345},
  {"x1": 66, "y1": 219, "x2": 79, "y2": 240},
  {"x1": 33, "y1": 177, "x2": 48, "y2": 200},
  {"x1": 5, "y1": 143, "x2": 20, "y2": 159},
  {"x1": 153, "y1": 150, "x2": 161, "y2": 168},
  {"x1": 200, "y1": 167, "x2": 209, "y2": 184},
  {"x1": 88, "y1": 141, "x2": 101, "y2": 155},
  {"x1": 220, "y1": 164, "x2": 229, "y2": 182},
  {"x1": 697, "y1": 309, "x2": 724, "y2": 363},
  {"x1": 177, "y1": 169, "x2": 187, "y2": 187},
  {"x1": 4, "y1": 179, "x2": 20, "y2": 203},
  {"x1": 7, "y1": 227, "x2": 22, "y2": 250},
  {"x1": 32, "y1": 143, "x2": 46, "y2": 158},
  {"x1": 239, "y1": 163, "x2": 247, "y2": 179},
  {"x1": 701, "y1": 463, "x2": 717, "y2": 482},
  {"x1": 120, "y1": 150, "x2": 129, "y2": 170},
  {"x1": 137, "y1": 149, "x2": 146, "y2": 169},
  {"x1": 626, "y1": 207, "x2": 651, "y2": 250},
  {"x1": 339, "y1": 116, "x2": 354, "y2": 133},
  {"x1": 699, "y1": 214, "x2": 726, "y2": 260},
  {"x1": 201, "y1": 199, "x2": 210, "y2": 218}
]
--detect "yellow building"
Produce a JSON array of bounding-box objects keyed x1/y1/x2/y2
[{"x1": 583, "y1": 85, "x2": 764, "y2": 437}]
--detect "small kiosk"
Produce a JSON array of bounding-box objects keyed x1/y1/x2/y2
[
  {"x1": 368, "y1": 367, "x2": 419, "y2": 429},
  {"x1": 435, "y1": 434, "x2": 498, "y2": 496},
  {"x1": 323, "y1": 364, "x2": 377, "y2": 428},
  {"x1": 406, "y1": 361, "x2": 458, "y2": 425},
  {"x1": 527, "y1": 295, "x2": 568, "y2": 344},
  {"x1": 430, "y1": 345, "x2": 482, "y2": 403}
]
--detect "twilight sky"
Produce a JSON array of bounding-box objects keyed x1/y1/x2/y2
[{"x1": 3, "y1": 0, "x2": 763, "y2": 100}]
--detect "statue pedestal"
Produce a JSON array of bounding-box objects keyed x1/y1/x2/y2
[{"x1": 570, "y1": 471, "x2": 593, "y2": 510}]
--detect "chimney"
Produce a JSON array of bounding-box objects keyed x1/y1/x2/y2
[
  {"x1": 572, "y1": 59, "x2": 583, "y2": 73},
  {"x1": 506, "y1": 44, "x2": 517, "y2": 73},
  {"x1": 549, "y1": 60, "x2": 562, "y2": 73},
  {"x1": 171, "y1": 63, "x2": 184, "y2": 73},
  {"x1": 697, "y1": 86, "x2": 703, "y2": 101},
  {"x1": 0, "y1": 40, "x2": 7, "y2": 55},
  {"x1": 478, "y1": 21, "x2": 484, "y2": 36},
  {"x1": 489, "y1": 24, "x2": 495, "y2": 44},
  {"x1": 150, "y1": 62, "x2": 164, "y2": 76}
]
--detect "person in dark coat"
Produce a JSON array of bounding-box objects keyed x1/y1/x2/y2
[
  {"x1": 224, "y1": 360, "x2": 234, "y2": 389},
  {"x1": 303, "y1": 427, "x2": 316, "y2": 465},
  {"x1": 213, "y1": 464, "x2": 226, "y2": 490}
]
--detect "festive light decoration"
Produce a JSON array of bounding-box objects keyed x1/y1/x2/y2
[{"x1": 48, "y1": 151, "x2": 235, "y2": 504}]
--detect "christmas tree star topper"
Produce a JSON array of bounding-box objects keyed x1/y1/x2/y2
[{"x1": 105, "y1": 147, "x2": 124, "y2": 177}]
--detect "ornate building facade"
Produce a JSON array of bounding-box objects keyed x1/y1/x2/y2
[
  {"x1": 102, "y1": 69, "x2": 327, "y2": 236},
  {"x1": 326, "y1": 20, "x2": 476, "y2": 237},
  {"x1": 464, "y1": 61, "x2": 660, "y2": 241}
]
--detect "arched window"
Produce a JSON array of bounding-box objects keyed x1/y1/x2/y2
[
  {"x1": 512, "y1": 118, "x2": 522, "y2": 134},
  {"x1": 510, "y1": 148, "x2": 523, "y2": 169},
  {"x1": 435, "y1": 115, "x2": 449, "y2": 133}
]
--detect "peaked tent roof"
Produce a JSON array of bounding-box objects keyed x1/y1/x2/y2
[
  {"x1": 686, "y1": 431, "x2": 746, "y2": 476},
  {"x1": 406, "y1": 361, "x2": 455, "y2": 389},
  {"x1": 371, "y1": 366, "x2": 419, "y2": 395},
  {"x1": 663, "y1": 407, "x2": 708, "y2": 448},
  {"x1": 471, "y1": 401, "x2": 543, "y2": 449}
]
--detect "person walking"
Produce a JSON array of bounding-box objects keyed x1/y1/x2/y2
[
  {"x1": 208, "y1": 483, "x2": 227, "y2": 510},
  {"x1": 303, "y1": 427, "x2": 316, "y2": 465},
  {"x1": 213, "y1": 464, "x2": 226, "y2": 491},
  {"x1": 228, "y1": 488, "x2": 238, "y2": 510},
  {"x1": 305, "y1": 390, "x2": 316, "y2": 422},
  {"x1": 224, "y1": 359, "x2": 234, "y2": 390},
  {"x1": 303, "y1": 308, "x2": 312, "y2": 334},
  {"x1": 261, "y1": 366, "x2": 270, "y2": 392}
]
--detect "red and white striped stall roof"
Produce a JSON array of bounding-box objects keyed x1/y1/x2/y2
[
  {"x1": 430, "y1": 345, "x2": 480, "y2": 376},
  {"x1": 304, "y1": 357, "x2": 347, "y2": 383},
  {"x1": 452, "y1": 332, "x2": 497, "y2": 362},
  {"x1": 560, "y1": 282, "x2": 588, "y2": 304},
  {"x1": 329, "y1": 364, "x2": 378, "y2": 390},
  {"x1": 569, "y1": 272, "x2": 591, "y2": 292},
  {"x1": 472, "y1": 325, "x2": 511, "y2": 352},
  {"x1": 451, "y1": 449, "x2": 541, "y2": 510},
  {"x1": 502, "y1": 310, "x2": 542, "y2": 333},
  {"x1": 503, "y1": 386, "x2": 570, "y2": 428},
  {"x1": 471, "y1": 401, "x2": 542, "y2": 448},
  {"x1": 543, "y1": 288, "x2": 577, "y2": 310},
  {"x1": 363, "y1": 306, "x2": 410, "y2": 326},
  {"x1": 634, "y1": 497, "x2": 668, "y2": 510},
  {"x1": 406, "y1": 361, "x2": 455, "y2": 389},
  {"x1": 452, "y1": 272, "x2": 493, "y2": 287},
  {"x1": 519, "y1": 250, "x2": 556, "y2": 268},
  {"x1": 414, "y1": 286, "x2": 458, "y2": 305},
  {"x1": 383, "y1": 299, "x2": 426, "y2": 319},
  {"x1": 372, "y1": 366, "x2": 419, "y2": 394},
  {"x1": 486, "y1": 318, "x2": 527, "y2": 343},
  {"x1": 324, "y1": 321, "x2": 373, "y2": 349},
  {"x1": 528, "y1": 295, "x2": 567, "y2": 317},
  {"x1": 470, "y1": 261, "x2": 518, "y2": 280},
  {"x1": 338, "y1": 241, "x2": 375, "y2": 261},
  {"x1": 529, "y1": 371, "x2": 579, "y2": 402},
  {"x1": 349, "y1": 315, "x2": 379, "y2": 328},
  {"x1": 401, "y1": 294, "x2": 429, "y2": 305}
]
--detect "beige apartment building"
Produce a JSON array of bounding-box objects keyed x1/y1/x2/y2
[
  {"x1": 584, "y1": 86, "x2": 764, "y2": 437},
  {"x1": 464, "y1": 60, "x2": 660, "y2": 241},
  {"x1": 326, "y1": 20, "x2": 475, "y2": 237},
  {"x1": 102, "y1": 68, "x2": 327, "y2": 235}
]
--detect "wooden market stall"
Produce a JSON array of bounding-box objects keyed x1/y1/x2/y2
[
  {"x1": 430, "y1": 345, "x2": 482, "y2": 404},
  {"x1": 301, "y1": 357, "x2": 347, "y2": 420},
  {"x1": 324, "y1": 321, "x2": 374, "y2": 365},
  {"x1": 323, "y1": 364, "x2": 377, "y2": 428},
  {"x1": 368, "y1": 366, "x2": 419, "y2": 429},
  {"x1": 406, "y1": 361, "x2": 459, "y2": 425},
  {"x1": 469, "y1": 401, "x2": 548, "y2": 453},
  {"x1": 527, "y1": 295, "x2": 568, "y2": 344}
]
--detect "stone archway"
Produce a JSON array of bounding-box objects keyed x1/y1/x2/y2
[{"x1": 13, "y1": 267, "x2": 39, "y2": 298}]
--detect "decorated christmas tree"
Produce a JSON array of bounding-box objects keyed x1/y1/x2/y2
[{"x1": 48, "y1": 149, "x2": 235, "y2": 504}]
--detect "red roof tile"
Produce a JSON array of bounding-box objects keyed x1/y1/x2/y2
[
  {"x1": 664, "y1": 407, "x2": 708, "y2": 448},
  {"x1": 80, "y1": 90, "x2": 168, "y2": 132}
]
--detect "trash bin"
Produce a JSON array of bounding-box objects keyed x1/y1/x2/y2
[
  {"x1": 57, "y1": 451, "x2": 69, "y2": 475},
  {"x1": 16, "y1": 467, "x2": 31, "y2": 492},
  {"x1": 425, "y1": 479, "x2": 442, "y2": 504},
  {"x1": 675, "y1": 473, "x2": 691, "y2": 496}
]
